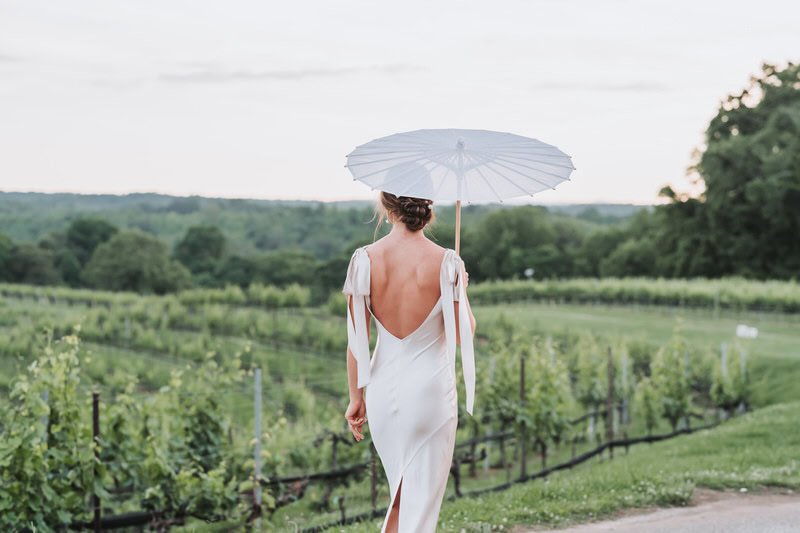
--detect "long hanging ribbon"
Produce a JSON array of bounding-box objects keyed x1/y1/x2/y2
[
  {"x1": 441, "y1": 249, "x2": 476, "y2": 415},
  {"x1": 342, "y1": 246, "x2": 372, "y2": 388}
]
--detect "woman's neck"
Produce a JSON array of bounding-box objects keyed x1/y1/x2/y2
[{"x1": 388, "y1": 222, "x2": 427, "y2": 243}]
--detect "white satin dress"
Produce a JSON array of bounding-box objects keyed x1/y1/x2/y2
[{"x1": 342, "y1": 245, "x2": 476, "y2": 533}]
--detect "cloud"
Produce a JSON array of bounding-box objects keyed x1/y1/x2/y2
[
  {"x1": 532, "y1": 81, "x2": 672, "y2": 93},
  {"x1": 159, "y1": 64, "x2": 422, "y2": 84},
  {"x1": 0, "y1": 54, "x2": 21, "y2": 63}
]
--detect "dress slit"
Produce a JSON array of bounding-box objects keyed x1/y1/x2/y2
[{"x1": 379, "y1": 412, "x2": 457, "y2": 533}]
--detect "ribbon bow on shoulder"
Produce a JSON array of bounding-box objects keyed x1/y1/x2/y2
[
  {"x1": 441, "y1": 249, "x2": 476, "y2": 415},
  {"x1": 342, "y1": 246, "x2": 372, "y2": 388}
]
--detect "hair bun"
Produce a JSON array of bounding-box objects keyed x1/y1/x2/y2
[
  {"x1": 379, "y1": 192, "x2": 434, "y2": 232},
  {"x1": 399, "y1": 197, "x2": 432, "y2": 219}
]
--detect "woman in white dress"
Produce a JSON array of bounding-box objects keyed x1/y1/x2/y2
[{"x1": 342, "y1": 192, "x2": 477, "y2": 533}]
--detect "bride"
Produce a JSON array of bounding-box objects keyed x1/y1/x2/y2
[{"x1": 342, "y1": 191, "x2": 477, "y2": 533}]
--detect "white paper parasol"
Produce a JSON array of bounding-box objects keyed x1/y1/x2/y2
[{"x1": 345, "y1": 128, "x2": 574, "y2": 252}]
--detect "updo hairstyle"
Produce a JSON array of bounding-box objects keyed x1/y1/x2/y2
[{"x1": 374, "y1": 191, "x2": 435, "y2": 234}]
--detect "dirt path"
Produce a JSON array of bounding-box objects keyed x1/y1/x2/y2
[{"x1": 521, "y1": 489, "x2": 800, "y2": 533}]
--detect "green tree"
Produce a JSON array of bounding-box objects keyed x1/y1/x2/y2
[
  {"x1": 461, "y1": 206, "x2": 571, "y2": 281},
  {"x1": 215, "y1": 255, "x2": 258, "y2": 288},
  {"x1": 0, "y1": 232, "x2": 13, "y2": 281},
  {"x1": 66, "y1": 217, "x2": 118, "y2": 266},
  {"x1": 599, "y1": 238, "x2": 656, "y2": 277},
  {"x1": 174, "y1": 225, "x2": 227, "y2": 275},
  {"x1": 253, "y1": 249, "x2": 321, "y2": 286},
  {"x1": 578, "y1": 226, "x2": 630, "y2": 277},
  {"x1": 83, "y1": 230, "x2": 190, "y2": 294},
  {"x1": 39, "y1": 230, "x2": 82, "y2": 286},
  {"x1": 661, "y1": 61, "x2": 800, "y2": 279},
  {"x1": 7, "y1": 243, "x2": 62, "y2": 285}
]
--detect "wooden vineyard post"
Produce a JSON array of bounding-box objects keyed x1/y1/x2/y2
[
  {"x1": 738, "y1": 348, "x2": 748, "y2": 413},
  {"x1": 469, "y1": 421, "x2": 479, "y2": 478},
  {"x1": 606, "y1": 347, "x2": 614, "y2": 460},
  {"x1": 254, "y1": 368, "x2": 262, "y2": 530},
  {"x1": 721, "y1": 342, "x2": 728, "y2": 421},
  {"x1": 41, "y1": 389, "x2": 48, "y2": 441},
  {"x1": 92, "y1": 392, "x2": 101, "y2": 533},
  {"x1": 621, "y1": 353, "x2": 629, "y2": 426},
  {"x1": 484, "y1": 356, "x2": 496, "y2": 473},
  {"x1": 370, "y1": 442, "x2": 377, "y2": 517},
  {"x1": 450, "y1": 456, "x2": 463, "y2": 497},
  {"x1": 683, "y1": 349, "x2": 691, "y2": 429},
  {"x1": 519, "y1": 354, "x2": 527, "y2": 480}
]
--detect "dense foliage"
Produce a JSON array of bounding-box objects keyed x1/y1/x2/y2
[
  {"x1": 0, "y1": 272, "x2": 768, "y2": 530},
  {"x1": 624, "y1": 61, "x2": 800, "y2": 278},
  {"x1": 0, "y1": 333, "x2": 259, "y2": 532}
]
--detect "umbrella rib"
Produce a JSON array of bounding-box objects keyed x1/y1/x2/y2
[
  {"x1": 351, "y1": 151, "x2": 449, "y2": 181},
  {"x1": 494, "y1": 156, "x2": 575, "y2": 170},
  {"x1": 392, "y1": 152, "x2": 460, "y2": 196},
  {"x1": 346, "y1": 151, "x2": 441, "y2": 168},
  {"x1": 482, "y1": 147, "x2": 565, "y2": 156},
  {"x1": 370, "y1": 139, "x2": 441, "y2": 149},
  {"x1": 481, "y1": 159, "x2": 555, "y2": 189},
  {"x1": 394, "y1": 151, "x2": 459, "y2": 197},
  {"x1": 422, "y1": 151, "x2": 466, "y2": 198},
  {"x1": 488, "y1": 150, "x2": 570, "y2": 158},
  {"x1": 471, "y1": 139, "x2": 552, "y2": 150},
  {"x1": 393, "y1": 131, "x2": 446, "y2": 148},
  {"x1": 487, "y1": 152, "x2": 575, "y2": 170},
  {"x1": 471, "y1": 162, "x2": 512, "y2": 202},
  {"x1": 395, "y1": 167, "x2": 433, "y2": 197},
  {"x1": 488, "y1": 154, "x2": 572, "y2": 181},
  {"x1": 347, "y1": 148, "x2": 433, "y2": 157},
  {"x1": 469, "y1": 152, "x2": 532, "y2": 198}
]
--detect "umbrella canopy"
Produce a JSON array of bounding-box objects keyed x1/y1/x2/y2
[
  {"x1": 345, "y1": 128, "x2": 574, "y2": 203},
  {"x1": 345, "y1": 128, "x2": 575, "y2": 252}
]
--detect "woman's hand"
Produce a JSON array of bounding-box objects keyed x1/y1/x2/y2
[{"x1": 345, "y1": 395, "x2": 367, "y2": 442}]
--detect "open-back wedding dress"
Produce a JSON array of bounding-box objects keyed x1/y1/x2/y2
[{"x1": 342, "y1": 245, "x2": 475, "y2": 532}]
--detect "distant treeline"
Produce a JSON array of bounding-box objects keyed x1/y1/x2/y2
[
  {"x1": 0, "y1": 191, "x2": 637, "y2": 258},
  {"x1": 0, "y1": 206, "x2": 631, "y2": 303},
  {"x1": 1, "y1": 62, "x2": 797, "y2": 297}
]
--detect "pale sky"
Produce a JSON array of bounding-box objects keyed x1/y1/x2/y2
[{"x1": 1, "y1": 0, "x2": 798, "y2": 204}]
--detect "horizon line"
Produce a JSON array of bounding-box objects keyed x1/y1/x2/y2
[{"x1": 0, "y1": 189, "x2": 661, "y2": 206}]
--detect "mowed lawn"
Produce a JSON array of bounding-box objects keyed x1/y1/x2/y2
[{"x1": 473, "y1": 302, "x2": 800, "y2": 407}]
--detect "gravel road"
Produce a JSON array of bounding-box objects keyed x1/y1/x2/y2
[{"x1": 524, "y1": 490, "x2": 800, "y2": 533}]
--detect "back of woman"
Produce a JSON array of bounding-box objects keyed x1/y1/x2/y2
[
  {"x1": 342, "y1": 192, "x2": 476, "y2": 533},
  {"x1": 366, "y1": 239, "x2": 444, "y2": 340}
]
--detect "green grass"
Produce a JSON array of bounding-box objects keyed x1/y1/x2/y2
[{"x1": 338, "y1": 402, "x2": 800, "y2": 532}]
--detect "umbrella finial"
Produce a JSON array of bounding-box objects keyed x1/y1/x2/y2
[{"x1": 456, "y1": 136, "x2": 465, "y2": 150}]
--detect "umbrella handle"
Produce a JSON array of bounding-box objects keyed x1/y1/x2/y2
[{"x1": 455, "y1": 200, "x2": 461, "y2": 255}]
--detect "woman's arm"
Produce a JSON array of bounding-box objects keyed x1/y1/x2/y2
[{"x1": 345, "y1": 294, "x2": 370, "y2": 441}]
